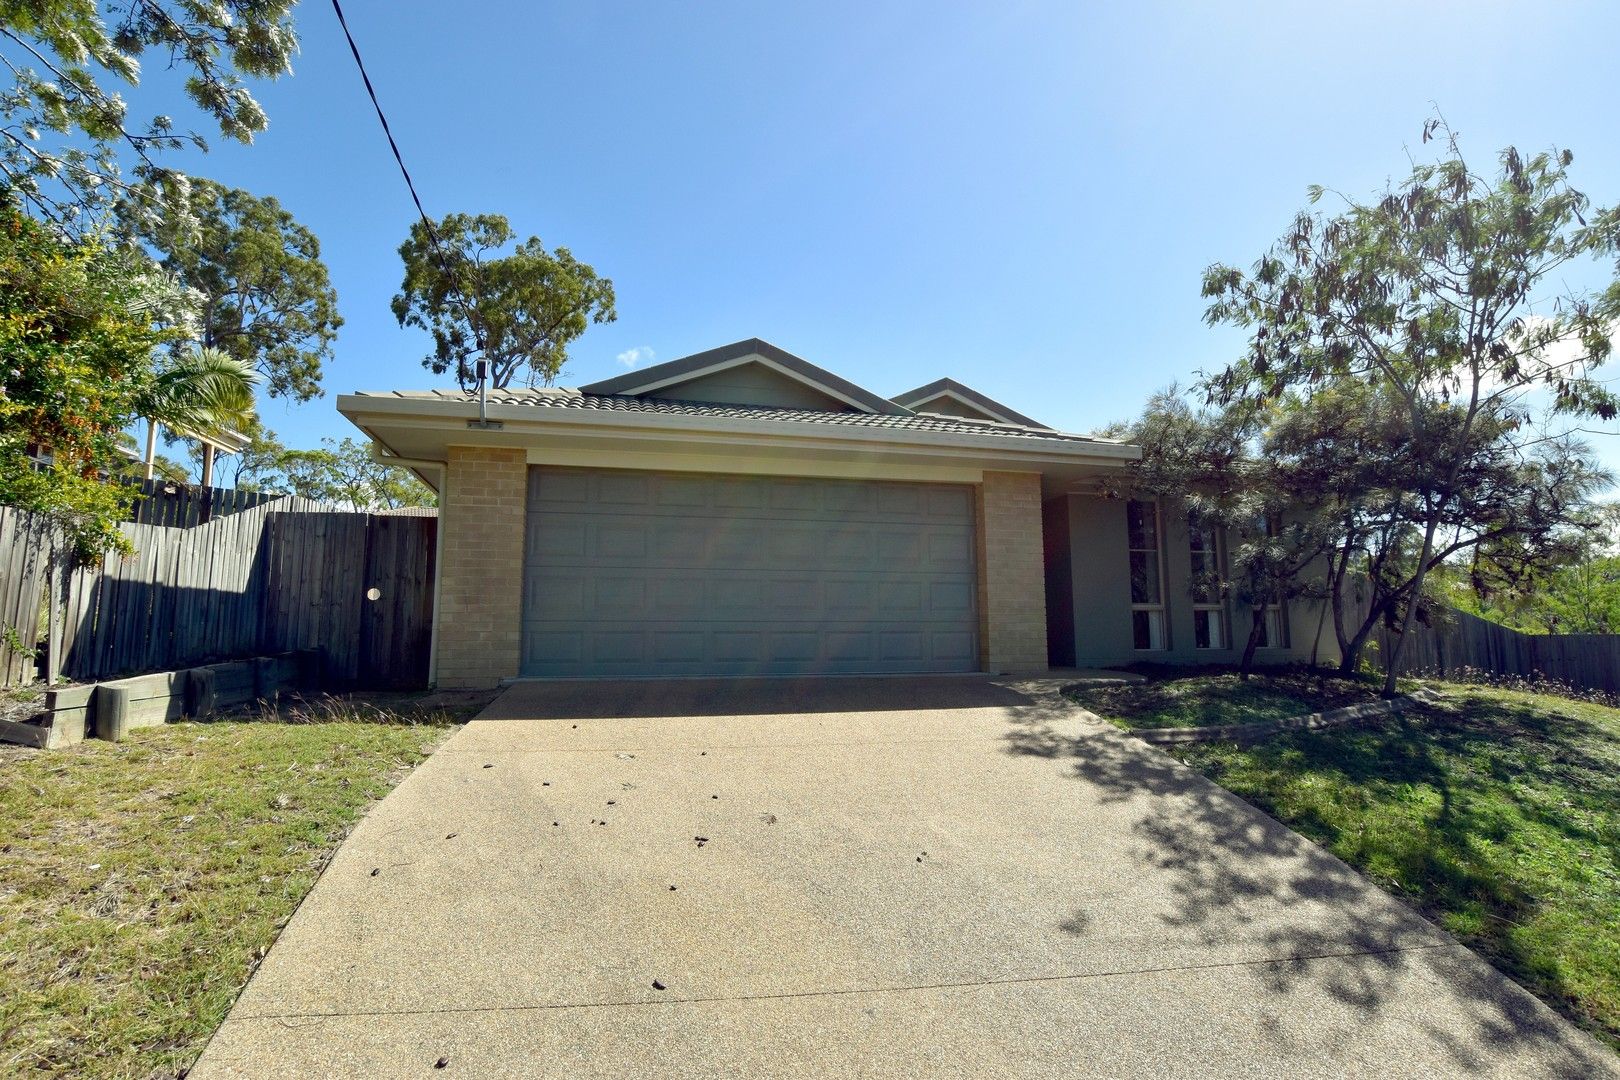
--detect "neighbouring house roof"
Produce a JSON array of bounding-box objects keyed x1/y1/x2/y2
[
  {"x1": 890, "y1": 377, "x2": 1048, "y2": 429},
  {"x1": 357, "y1": 386, "x2": 1107, "y2": 446},
  {"x1": 370, "y1": 505, "x2": 439, "y2": 517}
]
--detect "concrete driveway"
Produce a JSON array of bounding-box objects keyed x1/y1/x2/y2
[{"x1": 194, "y1": 676, "x2": 1616, "y2": 1078}]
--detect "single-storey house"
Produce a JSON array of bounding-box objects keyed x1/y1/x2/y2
[{"x1": 338, "y1": 339, "x2": 1322, "y2": 688}]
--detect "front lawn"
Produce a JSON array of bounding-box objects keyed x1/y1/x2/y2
[
  {"x1": 1173, "y1": 685, "x2": 1620, "y2": 1050},
  {"x1": 1069, "y1": 669, "x2": 1384, "y2": 730},
  {"x1": 0, "y1": 692, "x2": 489, "y2": 1079}
]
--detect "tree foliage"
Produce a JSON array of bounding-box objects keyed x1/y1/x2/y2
[
  {"x1": 0, "y1": 0, "x2": 298, "y2": 231},
  {"x1": 1114, "y1": 389, "x2": 1331, "y2": 675},
  {"x1": 277, "y1": 437, "x2": 436, "y2": 512},
  {"x1": 1441, "y1": 504, "x2": 1620, "y2": 634},
  {"x1": 138, "y1": 345, "x2": 257, "y2": 438},
  {"x1": 127, "y1": 180, "x2": 339, "y2": 401},
  {"x1": 1201, "y1": 119, "x2": 1620, "y2": 692},
  {"x1": 0, "y1": 205, "x2": 187, "y2": 558},
  {"x1": 392, "y1": 213, "x2": 616, "y2": 390}
]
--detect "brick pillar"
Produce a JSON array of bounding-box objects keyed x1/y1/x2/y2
[
  {"x1": 977, "y1": 471, "x2": 1049, "y2": 674},
  {"x1": 435, "y1": 446, "x2": 526, "y2": 688}
]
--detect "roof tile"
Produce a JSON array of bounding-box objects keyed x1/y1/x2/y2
[{"x1": 363, "y1": 387, "x2": 1114, "y2": 445}]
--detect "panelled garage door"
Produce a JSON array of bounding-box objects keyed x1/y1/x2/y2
[{"x1": 521, "y1": 467, "x2": 980, "y2": 677}]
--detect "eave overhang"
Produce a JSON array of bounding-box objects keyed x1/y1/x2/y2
[{"x1": 339, "y1": 393, "x2": 1140, "y2": 495}]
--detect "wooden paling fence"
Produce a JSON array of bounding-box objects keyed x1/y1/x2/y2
[
  {"x1": 122, "y1": 476, "x2": 282, "y2": 527},
  {"x1": 1363, "y1": 604, "x2": 1620, "y2": 695},
  {"x1": 0, "y1": 498, "x2": 436, "y2": 690},
  {"x1": 0, "y1": 509, "x2": 57, "y2": 687}
]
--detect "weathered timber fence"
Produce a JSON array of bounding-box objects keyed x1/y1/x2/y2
[
  {"x1": 123, "y1": 476, "x2": 282, "y2": 527},
  {"x1": 1362, "y1": 604, "x2": 1620, "y2": 695},
  {"x1": 0, "y1": 499, "x2": 436, "y2": 689},
  {"x1": 257, "y1": 510, "x2": 439, "y2": 688},
  {"x1": 0, "y1": 508, "x2": 57, "y2": 686}
]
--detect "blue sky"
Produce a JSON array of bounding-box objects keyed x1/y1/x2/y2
[{"x1": 159, "y1": 0, "x2": 1620, "y2": 470}]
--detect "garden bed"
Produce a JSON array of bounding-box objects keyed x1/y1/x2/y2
[
  {"x1": 1067, "y1": 668, "x2": 1388, "y2": 732},
  {"x1": 0, "y1": 651, "x2": 319, "y2": 749}
]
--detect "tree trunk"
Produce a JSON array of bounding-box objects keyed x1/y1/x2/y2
[
  {"x1": 1382, "y1": 512, "x2": 1441, "y2": 696},
  {"x1": 1330, "y1": 546, "x2": 1354, "y2": 671},
  {"x1": 143, "y1": 420, "x2": 159, "y2": 480},
  {"x1": 1309, "y1": 597, "x2": 1327, "y2": 669},
  {"x1": 1239, "y1": 607, "x2": 1265, "y2": 679},
  {"x1": 1336, "y1": 598, "x2": 1387, "y2": 677}
]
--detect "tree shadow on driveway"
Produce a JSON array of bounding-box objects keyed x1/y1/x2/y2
[{"x1": 1000, "y1": 705, "x2": 1616, "y2": 1075}]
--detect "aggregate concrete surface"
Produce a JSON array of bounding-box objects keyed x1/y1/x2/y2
[{"x1": 191, "y1": 675, "x2": 1618, "y2": 1078}]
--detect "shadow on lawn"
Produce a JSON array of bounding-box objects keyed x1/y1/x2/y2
[{"x1": 1002, "y1": 695, "x2": 1616, "y2": 1073}]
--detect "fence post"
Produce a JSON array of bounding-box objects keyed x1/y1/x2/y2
[{"x1": 45, "y1": 541, "x2": 62, "y2": 685}]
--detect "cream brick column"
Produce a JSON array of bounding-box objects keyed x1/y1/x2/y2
[
  {"x1": 435, "y1": 446, "x2": 527, "y2": 688},
  {"x1": 976, "y1": 470, "x2": 1049, "y2": 674}
]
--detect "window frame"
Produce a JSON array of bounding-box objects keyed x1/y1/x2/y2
[
  {"x1": 1254, "y1": 514, "x2": 1289, "y2": 649},
  {"x1": 1127, "y1": 498, "x2": 1168, "y2": 651},
  {"x1": 1187, "y1": 516, "x2": 1229, "y2": 651}
]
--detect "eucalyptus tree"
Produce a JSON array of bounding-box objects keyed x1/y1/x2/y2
[
  {"x1": 393, "y1": 213, "x2": 617, "y2": 390},
  {"x1": 278, "y1": 437, "x2": 436, "y2": 511},
  {"x1": 128, "y1": 180, "x2": 341, "y2": 402}
]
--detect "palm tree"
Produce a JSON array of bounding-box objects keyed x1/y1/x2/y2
[{"x1": 137, "y1": 348, "x2": 259, "y2": 487}]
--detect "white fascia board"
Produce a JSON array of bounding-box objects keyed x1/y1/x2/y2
[
  {"x1": 912, "y1": 388, "x2": 1018, "y2": 425},
  {"x1": 336, "y1": 394, "x2": 1142, "y2": 464}
]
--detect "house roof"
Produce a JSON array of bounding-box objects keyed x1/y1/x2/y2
[
  {"x1": 890, "y1": 377, "x2": 1048, "y2": 429},
  {"x1": 339, "y1": 338, "x2": 1140, "y2": 493},
  {"x1": 579, "y1": 338, "x2": 910, "y2": 416},
  {"x1": 356, "y1": 386, "x2": 1112, "y2": 446}
]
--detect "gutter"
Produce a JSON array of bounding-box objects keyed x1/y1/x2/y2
[{"x1": 337, "y1": 394, "x2": 1144, "y2": 463}]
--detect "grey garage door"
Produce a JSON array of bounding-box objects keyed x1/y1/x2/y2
[{"x1": 521, "y1": 467, "x2": 980, "y2": 677}]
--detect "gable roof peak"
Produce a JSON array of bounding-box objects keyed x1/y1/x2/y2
[
  {"x1": 890, "y1": 377, "x2": 1048, "y2": 429},
  {"x1": 578, "y1": 338, "x2": 911, "y2": 415}
]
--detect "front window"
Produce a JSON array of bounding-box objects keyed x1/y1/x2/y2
[
  {"x1": 1254, "y1": 515, "x2": 1288, "y2": 648},
  {"x1": 1188, "y1": 517, "x2": 1228, "y2": 650},
  {"x1": 1127, "y1": 500, "x2": 1166, "y2": 650},
  {"x1": 1257, "y1": 600, "x2": 1289, "y2": 648}
]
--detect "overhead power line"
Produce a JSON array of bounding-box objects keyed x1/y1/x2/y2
[
  {"x1": 329, "y1": 0, "x2": 436, "y2": 240},
  {"x1": 329, "y1": 0, "x2": 489, "y2": 386}
]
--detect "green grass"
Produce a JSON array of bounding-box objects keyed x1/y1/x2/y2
[
  {"x1": 1069, "y1": 670, "x2": 1383, "y2": 730},
  {"x1": 0, "y1": 698, "x2": 470, "y2": 1078},
  {"x1": 1173, "y1": 685, "x2": 1620, "y2": 1049}
]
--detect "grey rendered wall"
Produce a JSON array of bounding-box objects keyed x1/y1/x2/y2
[
  {"x1": 915, "y1": 395, "x2": 991, "y2": 420},
  {"x1": 1062, "y1": 493, "x2": 1326, "y2": 668}
]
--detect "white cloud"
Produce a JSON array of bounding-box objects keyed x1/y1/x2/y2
[{"x1": 617, "y1": 346, "x2": 655, "y2": 369}]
